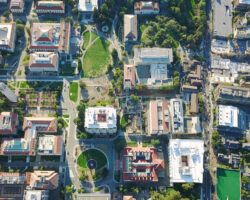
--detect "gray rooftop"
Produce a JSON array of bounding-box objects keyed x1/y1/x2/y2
[
  {"x1": 0, "y1": 82, "x2": 17, "y2": 103},
  {"x1": 213, "y1": 0, "x2": 233, "y2": 38}
]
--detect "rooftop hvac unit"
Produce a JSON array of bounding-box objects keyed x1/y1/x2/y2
[{"x1": 180, "y1": 166, "x2": 191, "y2": 176}]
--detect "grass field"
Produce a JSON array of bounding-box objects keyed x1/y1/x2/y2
[
  {"x1": 83, "y1": 37, "x2": 110, "y2": 77},
  {"x1": 69, "y1": 82, "x2": 78, "y2": 102},
  {"x1": 217, "y1": 168, "x2": 240, "y2": 200},
  {"x1": 83, "y1": 31, "x2": 99, "y2": 49},
  {"x1": 77, "y1": 149, "x2": 107, "y2": 170}
]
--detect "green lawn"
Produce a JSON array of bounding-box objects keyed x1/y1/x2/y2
[
  {"x1": 217, "y1": 168, "x2": 241, "y2": 200},
  {"x1": 69, "y1": 82, "x2": 78, "y2": 102},
  {"x1": 83, "y1": 31, "x2": 99, "y2": 49},
  {"x1": 83, "y1": 31, "x2": 90, "y2": 49},
  {"x1": 77, "y1": 149, "x2": 107, "y2": 170},
  {"x1": 83, "y1": 37, "x2": 110, "y2": 77}
]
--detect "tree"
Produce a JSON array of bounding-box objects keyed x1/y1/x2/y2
[
  {"x1": 151, "y1": 139, "x2": 160, "y2": 147},
  {"x1": 212, "y1": 131, "x2": 222, "y2": 149},
  {"x1": 65, "y1": 185, "x2": 73, "y2": 194},
  {"x1": 150, "y1": 188, "x2": 182, "y2": 200},
  {"x1": 120, "y1": 115, "x2": 128, "y2": 130}
]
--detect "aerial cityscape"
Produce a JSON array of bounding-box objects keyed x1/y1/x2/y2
[{"x1": 0, "y1": 0, "x2": 249, "y2": 200}]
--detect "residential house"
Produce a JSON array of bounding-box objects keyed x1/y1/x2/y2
[{"x1": 0, "y1": 23, "x2": 16, "y2": 52}]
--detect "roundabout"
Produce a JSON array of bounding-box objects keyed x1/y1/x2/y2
[{"x1": 77, "y1": 148, "x2": 108, "y2": 182}]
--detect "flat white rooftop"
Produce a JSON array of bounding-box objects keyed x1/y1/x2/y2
[
  {"x1": 169, "y1": 139, "x2": 204, "y2": 183},
  {"x1": 78, "y1": 0, "x2": 98, "y2": 12},
  {"x1": 218, "y1": 105, "x2": 239, "y2": 128},
  {"x1": 84, "y1": 107, "x2": 117, "y2": 129}
]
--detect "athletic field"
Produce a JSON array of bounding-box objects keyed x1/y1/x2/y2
[{"x1": 217, "y1": 168, "x2": 241, "y2": 200}]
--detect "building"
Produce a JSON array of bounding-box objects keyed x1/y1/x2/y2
[
  {"x1": 134, "y1": 1, "x2": 159, "y2": 15},
  {"x1": 234, "y1": 25, "x2": 250, "y2": 39},
  {"x1": 218, "y1": 105, "x2": 247, "y2": 130},
  {"x1": 78, "y1": 0, "x2": 98, "y2": 22},
  {"x1": 123, "y1": 196, "x2": 136, "y2": 200},
  {"x1": 76, "y1": 193, "x2": 111, "y2": 200},
  {"x1": 0, "y1": 112, "x2": 18, "y2": 135},
  {"x1": 189, "y1": 93, "x2": 199, "y2": 115},
  {"x1": 0, "y1": 82, "x2": 18, "y2": 103},
  {"x1": 27, "y1": 171, "x2": 59, "y2": 190},
  {"x1": 170, "y1": 99, "x2": 184, "y2": 134},
  {"x1": 30, "y1": 22, "x2": 70, "y2": 54},
  {"x1": 29, "y1": 52, "x2": 59, "y2": 75},
  {"x1": 184, "y1": 116, "x2": 202, "y2": 134},
  {"x1": 0, "y1": 23, "x2": 16, "y2": 52},
  {"x1": 9, "y1": 0, "x2": 24, "y2": 13},
  {"x1": 0, "y1": 117, "x2": 57, "y2": 156},
  {"x1": 134, "y1": 47, "x2": 173, "y2": 88},
  {"x1": 123, "y1": 146, "x2": 165, "y2": 182},
  {"x1": 0, "y1": 0, "x2": 7, "y2": 3},
  {"x1": 24, "y1": 190, "x2": 49, "y2": 200},
  {"x1": 213, "y1": 0, "x2": 232, "y2": 38},
  {"x1": 124, "y1": 14, "x2": 138, "y2": 42},
  {"x1": 211, "y1": 39, "x2": 232, "y2": 54},
  {"x1": 84, "y1": 107, "x2": 117, "y2": 135},
  {"x1": 235, "y1": 0, "x2": 250, "y2": 9},
  {"x1": 37, "y1": 135, "x2": 62, "y2": 156},
  {"x1": 148, "y1": 100, "x2": 170, "y2": 135},
  {"x1": 124, "y1": 64, "x2": 136, "y2": 90},
  {"x1": 169, "y1": 139, "x2": 204, "y2": 184},
  {"x1": 215, "y1": 85, "x2": 250, "y2": 105},
  {"x1": 35, "y1": 0, "x2": 65, "y2": 14},
  {"x1": 0, "y1": 138, "x2": 31, "y2": 155},
  {"x1": 0, "y1": 172, "x2": 26, "y2": 199}
]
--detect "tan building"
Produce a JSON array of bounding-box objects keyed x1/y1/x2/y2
[
  {"x1": 190, "y1": 93, "x2": 199, "y2": 115},
  {"x1": 124, "y1": 15, "x2": 138, "y2": 42},
  {"x1": 148, "y1": 100, "x2": 170, "y2": 135},
  {"x1": 0, "y1": 23, "x2": 16, "y2": 52},
  {"x1": 27, "y1": 171, "x2": 59, "y2": 190},
  {"x1": 29, "y1": 52, "x2": 59, "y2": 75},
  {"x1": 30, "y1": 21, "x2": 70, "y2": 54},
  {"x1": 124, "y1": 64, "x2": 136, "y2": 90}
]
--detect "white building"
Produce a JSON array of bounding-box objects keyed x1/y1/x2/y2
[
  {"x1": 134, "y1": 48, "x2": 173, "y2": 88},
  {"x1": 170, "y1": 99, "x2": 184, "y2": 134},
  {"x1": 78, "y1": 0, "x2": 98, "y2": 22},
  {"x1": 84, "y1": 107, "x2": 117, "y2": 135},
  {"x1": 35, "y1": 1, "x2": 65, "y2": 14},
  {"x1": 169, "y1": 139, "x2": 204, "y2": 184},
  {"x1": 218, "y1": 105, "x2": 249, "y2": 131},
  {"x1": 24, "y1": 190, "x2": 49, "y2": 200},
  {"x1": 9, "y1": 0, "x2": 24, "y2": 13},
  {"x1": 29, "y1": 52, "x2": 59, "y2": 75},
  {"x1": 0, "y1": 23, "x2": 16, "y2": 52},
  {"x1": 37, "y1": 135, "x2": 62, "y2": 156},
  {"x1": 134, "y1": 1, "x2": 159, "y2": 15}
]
